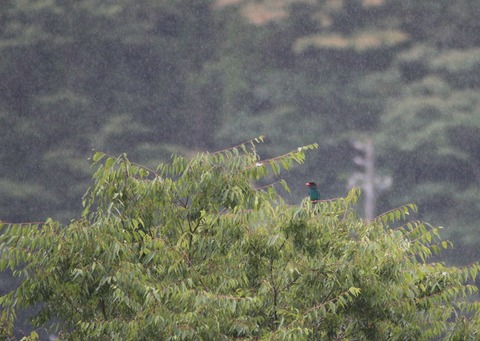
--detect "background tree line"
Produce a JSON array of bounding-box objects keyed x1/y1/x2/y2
[{"x1": 1, "y1": 0, "x2": 479, "y2": 263}]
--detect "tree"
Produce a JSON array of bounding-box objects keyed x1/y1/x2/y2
[
  {"x1": 1, "y1": 139, "x2": 479, "y2": 340},
  {"x1": 367, "y1": 43, "x2": 480, "y2": 264}
]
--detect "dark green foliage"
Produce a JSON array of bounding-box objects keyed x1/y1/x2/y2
[
  {"x1": 1, "y1": 141, "x2": 479, "y2": 340},
  {"x1": 0, "y1": 0, "x2": 222, "y2": 222}
]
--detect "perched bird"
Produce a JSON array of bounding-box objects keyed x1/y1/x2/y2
[{"x1": 306, "y1": 182, "x2": 320, "y2": 202}]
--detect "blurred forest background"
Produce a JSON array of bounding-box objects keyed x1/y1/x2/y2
[{"x1": 1, "y1": 0, "x2": 480, "y2": 271}]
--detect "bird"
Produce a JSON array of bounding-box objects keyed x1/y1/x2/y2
[{"x1": 306, "y1": 182, "x2": 320, "y2": 202}]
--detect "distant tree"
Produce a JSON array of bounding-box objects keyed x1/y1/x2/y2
[
  {"x1": 1, "y1": 139, "x2": 479, "y2": 340},
  {"x1": 0, "y1": 0, "x2": 223, "y2": 222},
  {"x1": 368, "y1": 44, "x2": 480, "y2": 263}
]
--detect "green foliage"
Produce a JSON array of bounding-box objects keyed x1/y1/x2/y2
[
  {"x1": 0, "y1": 0, "x2": 222, "y2": 222},
  {"x1": 2, "y1": 0, "x2": 480, "y2": 336},
  {"x1": 1, "y1": 140, "x2": 479, "y2": 340},
  {"x1": 373, "y1": 42, "x2": 480, "y2": 250}
]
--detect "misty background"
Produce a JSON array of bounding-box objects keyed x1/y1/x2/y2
[{"x1": 1, "y1": 0, "x2": 480, "y2": 290}]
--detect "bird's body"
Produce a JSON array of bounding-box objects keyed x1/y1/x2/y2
[{"x1": 306, "y1": 182, "x2": 320, "y2": 202}]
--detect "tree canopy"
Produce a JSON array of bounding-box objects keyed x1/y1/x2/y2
[
  {"x1": 2, "y1": 1, "x2": 480, "y2": 336},
  {"x1": 1, "y1": 140, "x2": 479, "y2": 340}
]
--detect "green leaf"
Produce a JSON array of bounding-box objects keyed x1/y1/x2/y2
[{"x1": 92, "y1": 151, "x2": 105, "y2": 162}]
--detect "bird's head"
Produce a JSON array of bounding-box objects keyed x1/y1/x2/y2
[{"x1": 306, "y1": 182, "x2": 317, "y2": 188}]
